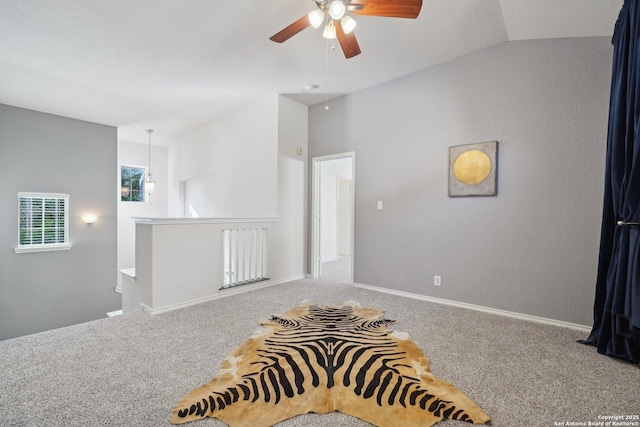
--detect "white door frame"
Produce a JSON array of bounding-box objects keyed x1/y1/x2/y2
[{"x1": 311, "y1": 152, "x2": 355, "y2": 281}]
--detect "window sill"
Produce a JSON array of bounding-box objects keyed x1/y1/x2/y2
[
  {"x1": 120, "y1": 201, "x2": 152, "y2": 205},
  {"x1": 14, "y1": 243, "x2": 72, "y2": 254}
]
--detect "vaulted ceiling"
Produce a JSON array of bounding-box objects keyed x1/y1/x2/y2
[{"x1": 0, "y1": 0, "x2": 623, "y2": 143}]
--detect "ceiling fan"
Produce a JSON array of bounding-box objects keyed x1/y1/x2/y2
[{"x1": 270, "y1": 0, "x2": 422, "y2": 59}]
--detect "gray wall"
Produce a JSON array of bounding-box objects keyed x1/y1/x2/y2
[
  {"x1": 0, "y1": 104, "x2": 120, "y2": 340},
  {"x1": 308, "y1": 37, "x2": 612, "y2": 326}
]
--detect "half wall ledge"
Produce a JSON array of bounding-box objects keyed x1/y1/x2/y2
[{"x1": 132, "y1": 217, "x2": 280, "y2": 315}]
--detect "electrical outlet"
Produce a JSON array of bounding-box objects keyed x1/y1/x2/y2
[{"x1": 434, "y1": 275, "x2": 441, "y2": 286}]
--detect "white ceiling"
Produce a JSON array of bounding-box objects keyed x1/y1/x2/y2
[{"x1": 0, "y1": 0, "x2": 623, "y2": 144}]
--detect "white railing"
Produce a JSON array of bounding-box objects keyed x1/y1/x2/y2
[{"x1": 222, "y1": 227, "x2": 269, "y2": 288}]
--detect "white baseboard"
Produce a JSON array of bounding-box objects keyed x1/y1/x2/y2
[
  {"x1": 142, "y1": 275, "x2": 305, "y2": 315},
  {"x1": 350, "y1": 282, "x2": 591, "y2": 333},
  {"x1": 106, "y1": 309, "x2": 123, "y2": 317}
]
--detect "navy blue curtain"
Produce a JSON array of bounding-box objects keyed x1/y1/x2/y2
[{"x1": 581, "y1": 0, "x2": 640, "y2": 364}]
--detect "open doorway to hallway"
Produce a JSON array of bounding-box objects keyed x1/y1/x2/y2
[{"x1": 311, "y1": 152, "x2": 355, "y2": 283}]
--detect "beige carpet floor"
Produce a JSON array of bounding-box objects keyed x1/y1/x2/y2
[{"x1": 1, "y1": 278, "x2": 638, "y2": 426}]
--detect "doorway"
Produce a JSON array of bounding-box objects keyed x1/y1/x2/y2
[{"x1": 311, "y1": 152, "x2": 355, "y2": 282}]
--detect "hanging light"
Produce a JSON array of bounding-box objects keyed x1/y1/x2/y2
[
  {"x1": 145, "y1": 129, "x2": 156, "y2": 195},
  {"x1": 341, "y1": 15, "x2": 357, "y2": 34},
  {"x1": 323, "y1": 20, "x2": 336, "y2": 39},
  {"x1": 308, "y1": 9, "x2": 324, "y2": 28}
]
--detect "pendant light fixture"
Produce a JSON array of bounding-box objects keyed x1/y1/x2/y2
[{"x1": 144, "y1": 129, "x2": 156, "y2": 195}]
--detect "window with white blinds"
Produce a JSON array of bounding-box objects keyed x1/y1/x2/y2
[{"x1": 15, "y1": 192, "x2": 72, "y2": 253}]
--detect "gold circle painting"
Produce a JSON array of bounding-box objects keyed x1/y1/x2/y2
[{"x1": 453, "y1": 149, "x2": 492, "y2": 185}]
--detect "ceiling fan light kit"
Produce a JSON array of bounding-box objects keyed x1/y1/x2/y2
[
  {"x1": 341, "y1": 15, "x2": 357, "y2": 34},
  {"x1": 328, "y1": 1, "x2": 347, "y2": 20},
  {"x1": 308, "y1": 9, "x2": 324, "y2": 28},
  {"x1": 323, "y1": 20, "x2": 337, "y2": 39},
  {"x1": 270, "y1": 0, "x2": 422, "y2": 59}
]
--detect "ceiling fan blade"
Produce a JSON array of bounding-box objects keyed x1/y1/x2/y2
[
  {"x1": 335, "y1": 21, "x2": 361, "y2": 59},
  {"x1": 350, "y1": 0, "x2": 422, "y2": 19},
  {"x1": 270, "y1": 15, "x2": 311, "y2": 43}
]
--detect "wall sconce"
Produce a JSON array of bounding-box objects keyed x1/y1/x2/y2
[{"x1": 82, "y1": 214, "x2": 97, "y2": 224}]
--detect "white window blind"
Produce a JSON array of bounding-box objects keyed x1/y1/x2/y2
[{"x1": 15, "y1": 192, "x2": 71, "y2": 253}]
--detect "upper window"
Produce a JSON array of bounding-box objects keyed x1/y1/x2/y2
[
  {"x1": 15, "y1": 192, "x2": 71, "y2": 253},
  {"x1": 121, "y1": 166, "x2": 146, "y2": 202}
]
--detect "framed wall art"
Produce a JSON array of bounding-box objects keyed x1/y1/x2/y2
[{"x1": 448, "y1": 141, "x2": 498, "y2": 197}]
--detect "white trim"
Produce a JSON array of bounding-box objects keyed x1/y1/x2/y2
[
  {"x1": 133, "y1": 217, "x2": 278, "y2": 225},
  {"x1": 16, "y1": 192, "x2": 70, "y2": 252},
  {"x1": 114, "y1": 287, "x2": 123, "y2": 294},
  {"x1": 141, "y1": 275, "x2": 305, "y2": 315},
  {"x1": 118, "y1": 268, "x2": 136, "y2": 281},
  {"x1": 351, "y1": 282, "x2": 591, "y2": 333},
  {"x1": 106, "y1": 310, "x2": 123, "y2": 317},
  {"x1": 311, "y1": 152, "x2": 355, "y2": 281},
  {"x1": 14, "y1": 243, "x2": 72, "y2": 254},
  {"x1": 18, "y1": 192, "x2": 70, "y2": 199},
  {"x1": 311, "y1": 160, "x2": 320, "y2": 278}
]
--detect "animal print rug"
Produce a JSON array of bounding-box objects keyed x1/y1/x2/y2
[{"x1": 170, "y1": 301, "x2": 490, "y2": 426}]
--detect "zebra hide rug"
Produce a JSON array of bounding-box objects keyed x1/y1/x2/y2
[{"x1": 170, "y1": 301, "x2": 490, "y2": 427}]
